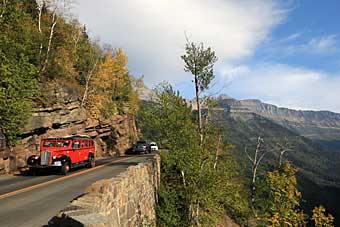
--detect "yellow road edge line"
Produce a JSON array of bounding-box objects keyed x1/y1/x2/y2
[{"x1": 0, "y1": 156, "x2": 135, "y2": 200}]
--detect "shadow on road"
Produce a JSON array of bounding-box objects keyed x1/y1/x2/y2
[{"x1": 43, "y1": 215, "x2": 84, "y2": 227}]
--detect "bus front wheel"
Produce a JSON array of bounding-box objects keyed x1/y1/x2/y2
[{"x1": 61, "y1": 162, "x2": 70, "y2": 175}]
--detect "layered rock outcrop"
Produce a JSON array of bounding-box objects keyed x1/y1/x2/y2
[{"x1": 0, "y1": 97, "x2": 138, "y2": 174}]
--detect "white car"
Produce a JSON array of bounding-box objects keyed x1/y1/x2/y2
[{"x1": 149, "y1": 142, "x2": 158, "y2": 151}]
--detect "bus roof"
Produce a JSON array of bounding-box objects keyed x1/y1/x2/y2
[{"x1": 42, "y1": 135, "x2": 91, "y2": 140}]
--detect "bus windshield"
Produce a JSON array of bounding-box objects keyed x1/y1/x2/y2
[{"x1": 42, "y1": 140, "x2": 70, "y2": 147}]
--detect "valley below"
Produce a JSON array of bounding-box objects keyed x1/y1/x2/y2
[{"x1": 210, "y1": 96, "x2": 340, "y2": 224}]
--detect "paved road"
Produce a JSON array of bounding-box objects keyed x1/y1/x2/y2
[{"x1": 0, "y1": 154, "x2": 153, "y2": 227}]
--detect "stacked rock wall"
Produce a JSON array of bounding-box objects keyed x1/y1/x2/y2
[{"x1": 56, "y1": 155, "x2": 160, "y2": 227}]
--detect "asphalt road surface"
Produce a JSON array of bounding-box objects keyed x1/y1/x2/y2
[{"x1": 0, "y1": 154, "x2": 153, "y2": 227}]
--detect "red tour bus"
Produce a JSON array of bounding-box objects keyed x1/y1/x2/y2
[{"x1": 27, "y1": 135, "x2": 95, "y2": 175}]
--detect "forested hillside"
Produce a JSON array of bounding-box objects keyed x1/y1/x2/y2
[
  {"x1": 208, "y1": 106, "x2": 340, "y2": 224},
  {"x1": 0, "y1": 0, "x2": 139, "y2": 171}
]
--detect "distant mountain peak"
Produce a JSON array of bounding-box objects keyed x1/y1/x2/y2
[
  {"x1": 131, "y1": 76, "x2": 156, "y2": 101},
  {"x1": 218, "y1": 94, "x2": 235, "y2": 100}
]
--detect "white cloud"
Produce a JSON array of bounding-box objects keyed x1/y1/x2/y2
[
  {"x1": 72, "y1": 0, "x2": 286, "y2": 85},
  {"x1": 223, "y1": 64, "x2": 340, "y2": 112},
  {"x1": 265, "y1": 34, "x2": 339, "y2": 57},
  {"x1": 286, "y1": 32, "x2": 301, "y2": 41},
  {"x1": 306, "y1": 35, "x2": 338, "y2": 53}
]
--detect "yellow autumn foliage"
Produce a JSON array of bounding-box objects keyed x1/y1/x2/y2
[
  {"x1": 265, "y1": 162, "x2": 307, "y2": 227},
  {"x1": 311, "y1": 206, "x2": 334, "y2": 227},
  {"x1": 88, "y1": 48, "x2": 138, "y2": 118}
]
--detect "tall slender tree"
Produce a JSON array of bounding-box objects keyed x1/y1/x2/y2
[{"x1": 181, "y1": 40, "x2": 217, "y2": 144}]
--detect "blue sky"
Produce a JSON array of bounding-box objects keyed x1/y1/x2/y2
[
  {"x1": 73, "y1": 0, "x2": 340, "y2": 112},
  {"x1": 257, "y1": 0, "x2": 340, "y2": 72}
]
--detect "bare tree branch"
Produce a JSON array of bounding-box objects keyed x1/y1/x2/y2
[
  {"x1": 199, "y1": 80, "x2": 229, "y2": 106},
  {"x1": 244, "y1": 136, "x2": 269, "y2": 215},
  {"x1": 244, "y1": 147, "x2": 254, "y2": 163},
  {"x1": 272, "y1": 139, "x2": 295, "y2": 168}
]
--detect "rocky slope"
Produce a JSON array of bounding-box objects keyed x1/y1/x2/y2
[{"x1": 0, "y1": 92, "x2": 138, "y2": 174}]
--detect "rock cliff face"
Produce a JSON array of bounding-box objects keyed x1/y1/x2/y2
[{"x1": 0, "y1": 97, "x2": 138, "y2": 174}]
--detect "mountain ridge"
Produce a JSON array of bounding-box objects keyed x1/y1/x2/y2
[{"x1": 216, "y1": 96, "x2": 340, "y2": 147}]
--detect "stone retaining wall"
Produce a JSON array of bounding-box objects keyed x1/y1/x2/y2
[{"x1": 55, "y1": 155, "x2": 160, "y2": 227}]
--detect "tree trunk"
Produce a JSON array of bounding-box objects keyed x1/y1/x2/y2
[
  {"x1": 41, "y1": 11, "x2": 57, "y2": 73},
  {"x1": 250, "y1": 137, "x2": 263, "y2": 215},
  {"x1": 251, "y1": 158, "x2": 257, "y2": 213},
  {"x1": 278, "y1": 150, "x2": 287, "y2": 169},
  {"x1": 37, "y1": 2, "x2": 43, "y2": 57},
  {"x1": 194, "y1": 75, "x2": 203, "y2": 144},
  {"x1": 213, "y1": 135, "x2": 221, "y2": 170},
  {"x1": 81, "y1": 61, "x2": 98, "y2": 108}
]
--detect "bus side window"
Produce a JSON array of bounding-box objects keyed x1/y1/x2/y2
[
  {"x1": 72, "y1": 141, "x2": 80, "y2": 149},
  {"x1": 63, "y1": 141, "x2": 70, "y2": 147},
  {"x1": 85, "y1": 140, "x2": 89, "y2": 148}
]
